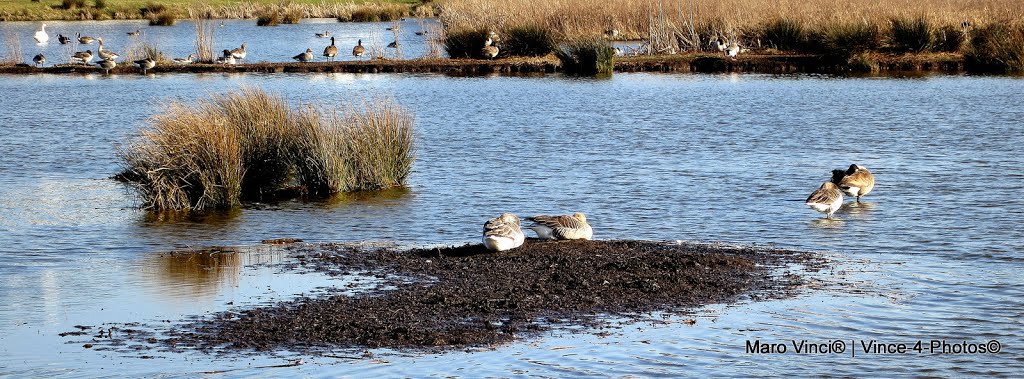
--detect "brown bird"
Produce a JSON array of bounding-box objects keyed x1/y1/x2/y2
[
  {"x1": 830, "y1": 164, "x2": 875, "y2": 202},
  {"x1": 352, "y1": 39, "x2": 365, "y2": 57},
  {"x1": 481, "y1": 37, "x2": 499, "y2": 59},
  {"x1": 323, "y1": 36, "x2": 338, "y2": 62},
  {"x1": 525, "y1": 212, "x2": 593, "y2": 240},
  {"x1": 95, "y1": 59, "x2": 116, "y2": 75},
  {"x1": 230, "y1": 43, "x2": 246, "y2": 62},
  {"x1": 293, "y1": 48, "x2": 314, "y2": 62},
  {"x1": 72, "y1": 49, "x2": 94, "y2": 65},
  {"x1": 806, "y1": 181, "x2": 844, "y2": 219}
]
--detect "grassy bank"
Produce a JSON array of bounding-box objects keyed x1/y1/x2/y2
[
  {"x1": 0, "y1": 0, "x2": 428, "y2": 22},
  {"x1": 117, "y1": 88, "x2": 415, "y2": 211}
]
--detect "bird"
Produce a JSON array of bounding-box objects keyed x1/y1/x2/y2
[
  {"x1": 32, "y1": 53, "x2": 45, "y2": 67},
  {"x1": 806, "y1": 181, "x2": 844, "y2": 219},
  {"x1": 173, "y1": 54, "x2": 196, "y2": 64},
  {"x1": 387, "y1": 40, "x2": 399, "y2": 48},
  {"x1": 230, "y1": 43, "x2": 246, "y2": 62},
  {"x1": 293, "y1": 48, "x2": 314, "y2": 62},
  {"x1": 95, "y1": 59, "x2": 116, "y2": 75},
  {"x1": 352, "y1": 39, "x2": 365, "y2": 57},
  {"x1": 415, "y1": 31, "x2": 427, "y2": 36},
  {"x1": 57, "y1": 34, "x2": 71, "y2": 44},
  {"x1": 34, "y1": 24, "x2": 48, "y2": 44},
  {"x1": 604, "y1": 28, "x2": 619, "y2": 39},
  {"x1": 481, "y1": 37, "x2": 499, "y2": 59},
  {"x1": 97, "y1": 38, "x2": 119, "y2": 61},
  {"x1": 216, "y1": 50, "x2": 236, "y2": 64},
  {"x1": 77, "y1": 33, "x2": 95, "y2": 45},
  {"x1": 127, "y1": 29, "x2": 141, "y2": 36},
  {"x1": 830, "y1": 164, "x2": 875, "y2": 202},
  {"x1": 482, "y1": 213, "x2": 526, "y2": 252},
  {"x1": 134, "y1": 57, "x2": 156, "y2": 74},
  {"x1": 525, "y1": 213, "x2": 593, "y2": 240},
  {"x1": 323, "y1": 36, "x2": 338, "y2": 62},
  {"x1": 72, "y1": 50, "x2": 94, "y2": 65},
  {"x1": 727, "y1": 41, "x2": 740, "y2": 59},
  {"x1": 315, "y1": 31, "x2": 331, "y2": 38},
  {"x1": 714, "y1": 37, "x2": 727, "y2": 53}
]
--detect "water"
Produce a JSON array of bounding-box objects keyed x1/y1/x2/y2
[
  {"x1": 0, "y1": 69, "x2": 1022, "y2": 377},
  {"x1": 1, "y1": 18, "x2": 439, "y2": 65}
]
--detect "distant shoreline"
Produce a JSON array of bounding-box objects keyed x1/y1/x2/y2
[{"x1": 0, "y1": 1, "x2": 425, "y2": 22}]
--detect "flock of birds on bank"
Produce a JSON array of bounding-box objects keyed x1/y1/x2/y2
[
  {"x1": 482, "y1": 213, "x2": 593, "y2": 252},
  {"x1": 27, "y1": 21, "x2": 504, "y2": 72},
  {"x1": 805, "y1": 164, "x2": 876, "y2": 219}
]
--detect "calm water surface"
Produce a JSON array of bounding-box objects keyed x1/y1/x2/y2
[{"x1": 0, "y1": 70, "x2": 1022, "y2": 377}]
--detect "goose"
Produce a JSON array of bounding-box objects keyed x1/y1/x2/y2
[
  {"x1": 482, "y1": 213, "x2": 526, "y2": 252},
  {"x1": 525, "y1": 212, "x2": 593, "y2": 240},
  {"x1": 77, "y1": 33, "x2": 95, "y2": 45},
  {"x1": 33, "y1": 53, "x2": 45, "y2": 67},
  {"x1": 134, "y1": 57, "x2": 156, "y2": 74},
  {"x1": 72, "y1": 50, "x2": 94, "y2": 65},
  {"x1": 34, "y1": 24, "x2": 48, "y2": 44},
  {"x1": 604, "y1": 28, "x2": 620, "y2": 39},
  {"x1": 97, "y1": 38, "x2": 119, "y2": 61},
  {"x1": 481, "y1": 37, "x2": 499, "y2": 59},
  {"x1": 292, "y1": 48, "x2": 314, "y2": 62},
  {"x1": 127, "y1": 29, "x2": 141, "y2": 36},
  {"x1": 414, "y1": 31, "x2": 427, "y2": 36},
  {"x1": 352, "y1": 39, "x2": 365, "y2": 57},
  {"x1": 315, "y1": 31, "x2": 331, "y2": 38},
  {"x1": 57, "y1": 34, "x2": 71, "y2": 45},
  {"x1": 831, "y1": 164, "x2": 875, "y2": 202},
  {"x1": 387, "y1": 40, "x2": 399, "y2": 48},
  {"x1": 229, "y1": 43, "x2": 246, "y2": 62},
  {"x1": 172, "y1": 54, "x2": 196, "y2": 64},
  {"x1": 216, "y1": 50, "x2": 236, "y2": 64},
  {"x1": 714, "y1": 37, "x2": 727, "y2": 53},
  {"x1": 806, "y1": 181, "x2": 844, "y2": 219},
  {"x1": 323, "y1": 36, "x2": 338, "y2": 62},
  {"x1": 727, "y1": 41, "x2": 740, "y2": 59},
  {"x1": 95, "y1": 59, "x2": 116, "y2": 75}
]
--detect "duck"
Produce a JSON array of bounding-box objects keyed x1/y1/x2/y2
[
  {"x1": 173, "y1": 54, "x2": 196, "y2": 64},
  {"x1": 97, "y1": 38, "x2": 119, "y2": 61},
  {"x1": 315, "y1": 31, "x2": 331, "y2": 38},
  {"x1": 481, "y1": 37, "x2": 499, "y2": 59},
  {"x1": 292, "y1": 48, "x2": 314, "y2": 62},
  {"x1": 414, "y1": 30, "x2": 427, "y2": 36},
  {"x1": 525, "y1": 212, "x2": 593, "y2": 240},
  {"x1": 127, "y1": 29, "x2": 141, "y2": 36},
  {"x1": 33, "y1": 53, "x2": 45, "y2": 67},
  {"x1": 216, "y1": 50, "x2": 236, "y2": 64},
  {"x1": 134, "y1": 57, "x2": 156, "y2": 74},
  {"x1": 323, "y1": 37, "x2": 338, "y2": 62},
  {"x1": 714, "y1": 37, "x2": 727, "y2": 53},
  {"x1": 482, "y1": 213, "x2": 526, "y2": 252},
  {"x1": 95, "y1": 59, "x2": 116, "y2": 75},
  {"x1": 830, "y1": 164, "x2": 875, "y2": 202},
  {"x1": 229, "y1": 43, "x2": 246, "y2": 62},
  {"x1": 806, "y1": 181, "x2": 844, "y2": 219},
  {"x1": 72, "y1": 50, "x2": 94, "y2": 65},
  {"x1": 77, "y1": 33, "x2": 95, "y2": 45},
  {"x1": 57, "y1": 34, "x2": 71, "y2": 45},
  {"x1": 34, "y1": 24, "x2": 48, "y2": 44},
  {"x1": 387, "y1": 40, "x2": 399, "y2": 48},
  {"x1": 352, "y1": 39, "x2": 365, "y2": 57}
]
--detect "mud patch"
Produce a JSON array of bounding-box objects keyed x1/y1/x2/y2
[{"x1": 69, "y1": 240, "x2": 825, "y2": 354}]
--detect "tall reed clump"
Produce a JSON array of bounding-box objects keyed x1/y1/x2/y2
[
  {"x1": 191, "y1": 11, "x2": 215, "y2": 63},
  {"x1": 2, "y1": 32, "x2": 22, "y2": 65},
  {"x1": 965, "y1": 23, "x2": 1024, "y2": 73},
  {"x1": 117, "y1": 89, "x2": 416, "y2": 211},
  {"x1": 502, "y1": 23, "x2": 558, "y2": 57},
  {"x1": 814, "y1": 21, "x2": 880, "y2": 58},
  {"x1": 888, "y1": 16, "x2": 933, "y2": 53},
  {"x1": 444, "y1": 28, "x2": 491, "y2": 58},
  {"x1": 760, "y1": 18, "x2": 807, "y2": 51},
  {"x1": 556, "y1": 37, "x2": 615, "y2": 76},
  {"x1": 142, "y1": 2, "x2": 174, "y2": 25},
  {"x1": 933, "y1": 24, "x2": 966, "y2": 52},
  {"x1": 256, "y1": 11, "x2": 280, "y2": 26}
]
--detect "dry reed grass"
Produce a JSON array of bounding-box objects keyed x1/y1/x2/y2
[
  {"x1": 192, "y1": 12, "x2": 216, "y2": 63},
  {"x1": 2, "y1": 32, "x2": 22, "y2": 65},
  {"x1": 118, "y1": 88, "x2": 415, "y2": 211}
]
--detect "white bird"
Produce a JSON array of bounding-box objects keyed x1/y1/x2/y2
[
  {"x1": 34, "y1": 24, "x2": 48, "y2": 44},
  {"x1": 134, "y1": 57, "x2": 156, "y2": 74},
  {"x1": 173, "y1": 54, "x2": 196, "y2": 64},
  {"x1": 292, "y1": 48, "x2": 314, "y2": 62},
  {"x1": 831, "y1": 164, "x2": 876, "y2": 202},
  {"x1": 806, "y1": 181, "x2": 844, "y2": 219},
  {"x1": 482, "y1": 213, "x2": 526, "y2": 252},
  {"x1": 525, "y1": 213, "x2": 593, "y2": 240}
]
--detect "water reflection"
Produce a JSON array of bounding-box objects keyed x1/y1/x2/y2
[{"x1": 144, "y1": 248, "x2": 243, "y2": 299}]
